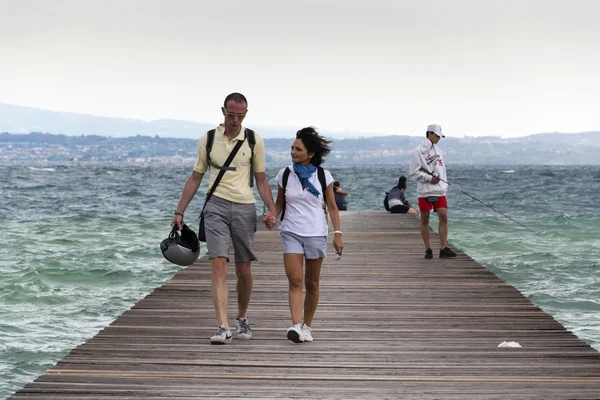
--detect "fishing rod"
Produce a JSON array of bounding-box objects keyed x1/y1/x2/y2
[{"x1": 419, "y1": 167, "x2": 544, "y2": 238}]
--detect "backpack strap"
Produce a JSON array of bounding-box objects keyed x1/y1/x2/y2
[
  {"x1": 206, "y1": 128, "x2": 256, "y2": 176},
  {"x1": 280, "y1": 166, "x2": 328, "y2": 221},
  {"x1": 317, "y1": 167, "x2": 327, "y2": 204},
  {"x1": 318, "y1": 166, "x2": 328, "y2": 217},
  {"x1": 280, "y1": 167, "x2": 291, "y2": 221},
  {"x1": 205, "y1": 129, "x2": 216, "y2": 167},
  {"x1": 245, "y1": 128, "x2": 256, "y2": 187}
]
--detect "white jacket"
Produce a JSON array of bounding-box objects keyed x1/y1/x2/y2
[{"x1": 409, "y1": 139, "x2": 448, "y2": 198}]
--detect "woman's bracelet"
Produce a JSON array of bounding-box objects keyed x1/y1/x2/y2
[
  {"x1": 174, "y1": 212, "x2": 184, "y2": 217},
  {"x1": 334, "y1": 230, "x2": 342, "y2": 235}
]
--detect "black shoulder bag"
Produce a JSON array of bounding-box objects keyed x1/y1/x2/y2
[{"x1": 198, "y1": 134, "x2": 246, "y2": 242}]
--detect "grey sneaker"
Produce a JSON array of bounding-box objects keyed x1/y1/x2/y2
[
  {"x1": 439, "y1": 247, "x2": 457, "y2": 258},
  {"x1": 235, "y1": 317, "x2": 252, "y2": 340},
  {"x1": 286, "y1": 323, "x2": 304, "y2": 343},
  {"x1": 424, "y1": 248, "x2": 433, "y2": 259},
  {"x1": 301, "y1": 323, "x2": 313, "y2": 342},
  {"x1": 210, "y1": 326, "x2": 232, "y2": 345}
]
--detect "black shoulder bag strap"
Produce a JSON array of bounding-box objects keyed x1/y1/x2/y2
[{"x1": 199, "y1": 133, "x2": 246, "y2": 217}]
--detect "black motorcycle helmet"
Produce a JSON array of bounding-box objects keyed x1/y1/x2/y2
[{"x1": 160, "y1": 224, "x2": 200, "y2": 266}]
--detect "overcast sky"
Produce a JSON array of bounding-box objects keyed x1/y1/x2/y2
[{"x1": 1, "y1": 0, "x2": 599, "y2": 138}]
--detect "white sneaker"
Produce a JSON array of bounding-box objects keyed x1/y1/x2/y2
[
  {"x1": 286, "y1": 323, "x2": 304, "y2": 343},
  {"x1": 302, "y1": 323, "x2": 313, "y2": 342},
  {"x1": 210, "y1": 326, "x2": 232, "y2": 345},
  {"x1": 235, "y1": 317, "x2": 252, "y2": 340}
]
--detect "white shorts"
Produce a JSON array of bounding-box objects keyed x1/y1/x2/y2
[{"x1": 281, "y1": 230, "x2": 327, "y2": 260}]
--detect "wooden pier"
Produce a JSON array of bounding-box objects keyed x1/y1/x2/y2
[{"x1": 11, "y1": 211, "x2": 600, "y2": 399}]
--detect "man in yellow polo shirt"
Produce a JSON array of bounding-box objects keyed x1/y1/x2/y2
[{"x1": 171, "y1": 92, "x2": 277, "y2": 344}]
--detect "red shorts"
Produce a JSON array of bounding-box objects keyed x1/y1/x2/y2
[{"x1": 418, "y1": 196, "x2": 448, "y2": 212}]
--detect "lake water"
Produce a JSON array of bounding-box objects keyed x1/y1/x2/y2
[{"x1": 1, "y1": 162, "x2": 599, "y2": 398}]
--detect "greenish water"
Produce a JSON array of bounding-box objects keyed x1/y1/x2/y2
[{"x1": 1, "y1": 163, "x2": 599, "y2": 398}]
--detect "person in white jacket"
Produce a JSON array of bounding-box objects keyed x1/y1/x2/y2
[{"x1": 409, "y1": 124, "x2": 457, "y2": 259}]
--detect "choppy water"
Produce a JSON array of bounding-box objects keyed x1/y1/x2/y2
[{"x1": 1, "y1": 162, "x2": 599, "y2": 398}]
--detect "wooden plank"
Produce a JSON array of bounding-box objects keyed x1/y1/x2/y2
[{"x1": 10, "y1": 211, "x2": 600, "y2": 399}]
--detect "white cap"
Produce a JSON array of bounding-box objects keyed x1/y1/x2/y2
[{"x1": 426, "y1": 124, "x2": 445, "y2": 138}]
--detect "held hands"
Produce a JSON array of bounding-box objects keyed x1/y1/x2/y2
[
  {"x1": 430, "y1": 176, "x2": 441, "y2": 185},
  {"x1": 263, "y1": 210, "x2": 277, "y2": 230}
]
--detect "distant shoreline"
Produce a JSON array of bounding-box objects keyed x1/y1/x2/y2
[{"x1": 1, "y1": 131, "x2": 600, "y2": 165}]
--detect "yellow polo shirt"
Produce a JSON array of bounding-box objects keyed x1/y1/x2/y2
[{"x1": 193, "y1": 125, "x2": 266, "y2": 204}]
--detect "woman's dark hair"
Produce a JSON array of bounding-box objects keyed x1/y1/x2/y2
[
  {"x1": 333, "y1": 180, "x2": 340, "y2": 188},
  {"x1": 295, "y1": 126, "x2": 332, "y2": 166},
  {"x1": 398, "y1": 176, "x2": 407, "y2": 190}
]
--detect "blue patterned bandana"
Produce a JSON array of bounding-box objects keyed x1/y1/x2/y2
[{"x1": 293, "y1": 163, "x2": 320, "y2": 197}]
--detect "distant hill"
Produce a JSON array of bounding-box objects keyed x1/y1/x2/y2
[
  {"x1": 0, "y1": 102, "x2": 217, "y2": 139},
  {"x1": 2, "y1": 102, "x2": 599, "y2": 145},
  {"x1": 526, "y1": 132, "x2": 600, "y2": 146},
  {"x1": 0, "y1": 102, "x2": 292, "y2": 139}
]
